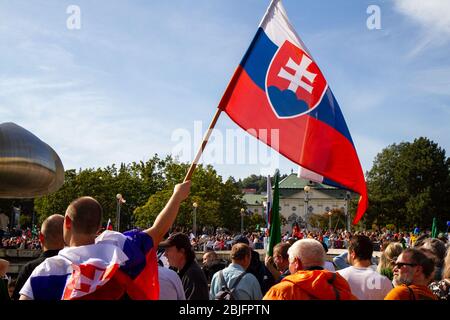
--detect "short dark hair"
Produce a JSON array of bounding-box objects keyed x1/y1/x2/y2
[
  {"x1": 416, "y1": 238, "x2": 446, "y2": 268},
  {"x1": 233, "y1": 235, "x2": 249, "y2": 245},
  {"x1": 204, "y1": 251, "x2": 218, "y2": 260},
  {"x1": 41, "y1": 214, "x2": 64, "y2": 246},
  {"x1": 349, "y1": 235, "x2": 373, "y2": 261},
  {"x1": 273, "y1": 242, "x2": 290, "y2": 260},
  {"x1": 160, "y1": 232, "x2": 195, "y2": 263},
  {"x1": 231, "y1": 243, "x2": 251, "y2": 261},
  {"x1": 403, "y1": 248, "x2": 435, "y2": 278},
  {"x1": 67, "y1": 197, "x2": 103, "y2": 235}
]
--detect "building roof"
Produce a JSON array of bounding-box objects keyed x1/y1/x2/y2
[
  {"x1": 243, "y1": 194, "x2": 266, "y2": 206},
  {"x1": 279, "y1": 173, "x2": 337, "y2": 190}
]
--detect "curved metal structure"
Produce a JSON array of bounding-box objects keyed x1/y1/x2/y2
[{"x1": 0, "y1": 122, "x2": 64, "y2": 198}]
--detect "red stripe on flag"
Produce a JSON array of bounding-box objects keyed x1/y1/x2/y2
[{"x1": 223, "y1": 67, "x2": 367, "y2": 223}]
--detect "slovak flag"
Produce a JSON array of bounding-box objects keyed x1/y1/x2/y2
[
  {"x1": 20, "y1": 230, "x2": 159, "y2": 300},
  {"x1": 266, "y1": 175, "x2": 272, "y2": 231},
  {"x1": 106, "y1": 218, "x2": 113, "y2": 231},
  {"x1": 219, "y1": 0, "x2": 368, "y2": 223}
]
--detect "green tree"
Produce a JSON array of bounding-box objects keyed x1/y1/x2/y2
[
  {"x1": 244, "y1": 213, "x2": 266, "y2": 233},
  {"x1": 218, "y1": 178, "x2": 246, "y2": 231},
  {"x1": 237, "y1": 174, "x2": 288, "y2": 193},
  {"x1": 34, "y1": 154, "x2": 168, "y2": 229},
  {"x1": 366, "y1": 137, "x2": 450, "y2": 230},
  {"x1": 133, "y1": 164, "x2": 245, "y2": 232}
]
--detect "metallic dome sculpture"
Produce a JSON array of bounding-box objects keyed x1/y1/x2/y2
[{"x1": 0, "y1": 122, "x2": 64, "y2": 198}]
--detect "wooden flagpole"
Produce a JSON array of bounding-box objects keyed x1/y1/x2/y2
[
  {"x1": 183, "y1": 48, "x2": 246, "y2": 182},
  {"x1": 183, "y1": 108, "x2": 223, "y2": 182}
]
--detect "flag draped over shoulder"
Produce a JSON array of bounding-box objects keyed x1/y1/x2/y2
[
  {"x1": 267, "y1": 173, "x2": 281, "y2": 257},
  {"x1": 21, "y1": 230, "x2": 159, "y2": 300},
  {"x1": 218, "y1": 0, "x2": 368, "y2": 224}
]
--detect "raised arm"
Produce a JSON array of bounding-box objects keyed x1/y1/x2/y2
[
  {"x1": 264, "y1": 255, "x2": 281, "y2": 282},
  {"x1": 144, "y1": 180, "x2": 191, "y2": 245},
  {"x1": 0, "y1": 258, "x2": 9, "y2": 277}
]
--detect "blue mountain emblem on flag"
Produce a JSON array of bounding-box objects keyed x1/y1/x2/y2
[{"x1": 267, "y1": 86, "x2": 309, "y2": 117}]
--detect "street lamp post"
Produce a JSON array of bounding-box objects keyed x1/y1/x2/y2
[
  {"x1": 344, "y1": 191, "x2": 351, "y2": 232},
  {"x1": 303, "y1": 185, "x2": 310, "y2": 230},
  {"x1": 262, "y1": 201, "x2": 267, "y2": 226},
  {"x1": 328, "y1": 211, "x2": 332, "y2": 231},
  {"x1": 116, "y1": 193, "x2": 125, "y2": 232},
  {"x1": 240, "y1": 208, "x2": 245, "y2": 234},
  {"x1": 193, "y1": 202, "x2": 198, "y2": 237}
]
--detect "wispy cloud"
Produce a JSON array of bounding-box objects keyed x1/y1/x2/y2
[
  {"x1": 1, "y1": 1, "x2": 449, "y2": 180},
  {"x1": 393, "y1": 0, "x2": 450, "y2": 36},
  {"x1": 1, "y1": 78, "x2": 172, "y2": 170},
  {"x1": 393, "y1": 0, "x2": 450, "y2": 56}
]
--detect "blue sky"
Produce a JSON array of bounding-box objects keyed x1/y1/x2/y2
[{"x1": 1, "y1": 0, "x2": 449, "y2": 180}]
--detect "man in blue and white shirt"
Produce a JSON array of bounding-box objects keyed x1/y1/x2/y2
[{"x1": 209, "y1": 243, "x2": 262, "y2": 300}]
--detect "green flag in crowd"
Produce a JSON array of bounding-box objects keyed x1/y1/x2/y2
[
  {"x1": 268, "y1": 173, "x2": 281, "y2": 257},
  {"x1": 431, "y1": 217, "x2": 438, "y2": 238}
]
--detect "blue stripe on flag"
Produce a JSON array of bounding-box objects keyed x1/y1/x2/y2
[
  {"x1": 121, "y1": 230, "x2": 154, "y2": 279},
  {"x1": 307, "y1": 88, "x2": 354, "y2": 146},
  {"x1": 240, "y1": 28, "x2": 278, "y2": 91},
  {"x1": 31, "y1": 274, "x2": 68, "y2": 300}
]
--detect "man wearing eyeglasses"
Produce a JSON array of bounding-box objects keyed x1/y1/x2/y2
[{"x1": 384, "y1": 248, "x2": 437, "y2": 300}]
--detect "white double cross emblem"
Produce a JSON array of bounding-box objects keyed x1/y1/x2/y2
[{"x1": 278, "y1": 54, "x2": 317, "y2": 94}]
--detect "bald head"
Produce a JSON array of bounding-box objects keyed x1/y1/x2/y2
[
  {"x1": 41, "y1": 214, "x2": 64, "y2": 250},
  {"x1": 66, "y1": 197, "x2": 103, "y2": 235},
  {"x1": 288, "y1": 239, "x2": 325, "y2": 270},
  {"x1": 203, "y1": 251, "x2": 218, "y2": 267}
]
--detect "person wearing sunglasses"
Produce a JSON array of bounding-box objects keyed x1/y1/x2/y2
[{"x1": 384, "y1": 248, "x2": 437, "y2": 300}]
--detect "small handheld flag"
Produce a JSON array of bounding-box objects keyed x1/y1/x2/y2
[{"x1": 106, "y1": 218, "x2": 113, "y2": 231}]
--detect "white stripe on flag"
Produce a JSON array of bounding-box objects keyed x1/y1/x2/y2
[
  {"x1": 298, "y1": 166, "x2": 324, "y2": 184},
  {"x1": 259, "y1": 0, "x2": 311, "y2": 56}
]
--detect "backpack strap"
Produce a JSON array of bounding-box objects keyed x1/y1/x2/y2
[
  {"x1": 327, "y1": 272, "x2": 341, "y2": 300},
  {"x1": 230, "y1": 271, "x2": 247, "y2": 290},
  {"x1": 219, "y1": 270, "x2": 230, "y2": 291},
  {"x1": 406, "y1": 286, "x2": 416, "y2": 300}
]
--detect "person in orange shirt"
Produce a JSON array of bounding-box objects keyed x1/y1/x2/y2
[
  {"x1": 263, "y1": 239, "x2": 356, "y2": 300},
  {"x1": 384, "y1": 248, "x2": 437, "y2": 300}
]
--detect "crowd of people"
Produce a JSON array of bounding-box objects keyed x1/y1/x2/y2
[
  {"x1": 0, "y1": 182, "x2": 449, "y2": 301},
  {"x1": 185, "y1": 225, "x2": 446, "y2": 254},
  {"x1": 0, "y1": 227, "x2": 41, "y2": 250}
]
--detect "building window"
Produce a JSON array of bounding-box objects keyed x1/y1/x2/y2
[
  {"x1": 292, "y1": 206, "x2": 296, "y2": 211},
  {"x1": 308, "y1": 206, "x2": 314, "y2": 213},
  {"x1": 288, "y1": 213, "x2": 298, "y2": 224},
  {"x1": 325, "y1": 206, "x2": 330, "y2": 212}
]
